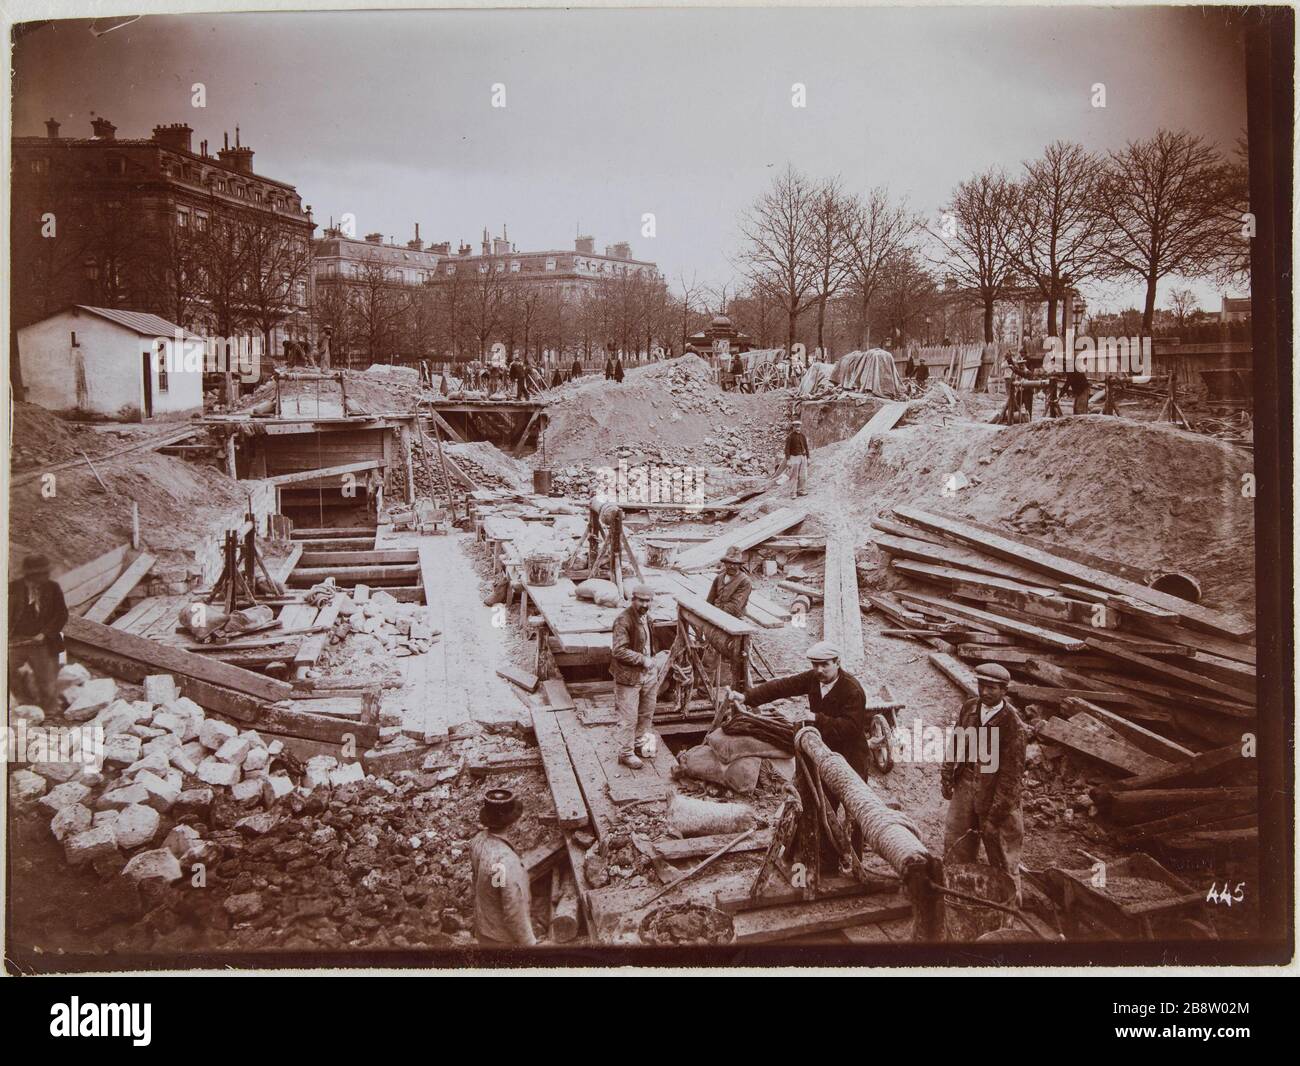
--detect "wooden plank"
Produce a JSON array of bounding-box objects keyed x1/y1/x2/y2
[
  {"x1": 653, "y1": 831, "x2": 774, "y2": 862},
  {"x1": 928, "y1": 652, "x2": 978, "y2": 698},
  {"x1": 671, "y1": 589, "x2": 759, "y2": 638},
  {"x1": 1037, "y1": 716, "x2": 1171, "y2": 776},
  {"x1": 1102, "y1": 787, "x2": 1256, "y2": 826},
  {"x1": 468, "y1": 752, "x2": 544, "y2": 776},
  {"x1": 1098, "y1": 743, "x2": 1252, "y2": 795},
  {"x1": 1085, "y1": 638, "x2": 1256, "y2": 703},
  {"x1": 277, "y1": 604, "x2": 320, "y2": 633},
  {"x1": 671, "y1": 507, "x2": 810, "y2": 572},
  {"x1": 264, "y1": 459, "x2": 382, "y2": 487},
  {"x1": 294, "y1": 602, "x2": 341, "y2": 668},
  {"x1": 288, "y1": 696, "x2": 365, "y2": 719},
  {"x1": 873, "y1": 533, "x2": 1055, "y2": 586},
  {"x1": 1086, "y1": 671, "x2": 1254, "y2": 718},
  {"x1": 1060, "y1": 697, "x2": 1197, "y2": 762},
  {"x1": 496, "y1": 664, "x2": 540, "y2": 693},
  {"x1": 897, "y1": 591, "x2": 1085, "y2": 650},
  {"x1": 1116, "y1": 798, "x2": 1258, "y2": 842},
  {"x1": 110, "y1": 596, "x2": 162, "y2": 632},
  {"x1": 56, "y1": 544, "x2": 131, "y2": 608},
  {"x1": 541, "y1": 678, "x2": 575, "y2": 712},
  {"x1": 823, "y1": 534, "x2": 865, "y2": 675},
  {"x1": 82, "y1": 553, "x2": 156, "y2": 623},
  {"x1": 529, "y1": 704, "x2": 590, "y2": 830},
  {"x1": 298, "y1": 550, "x2": 419, "y2": 567},
  {"x1": 254, "y1": 702, "x2": 379, "y2": 747},
  {"x1": 64, "y1": 615, "x2": 292, "y2": 702},
  {"x1": 731, "y1": 893, "x2": 913, "y2": 943},
  {"x1": 891, "y1": 505, "x2": 1253, "y2": 639}
]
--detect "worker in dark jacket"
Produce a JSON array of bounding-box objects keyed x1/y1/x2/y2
[
  {"x1": 742, "y1": 640, "x2": 868, "y2": 778},
  {"x1": 781, "y1": 417, "x2": 811, "y2": 496},
  {"x1": 613, "y1": 356, "x2": 625, "y2": 383},
  {"x1": 941, "y1": 662, "x2": 1027, "y2": 901},
  {"x1": 706, "y1": 546, "x2": 753, "y2": 620},
  {"x1": 510, "y1": 356, "x2": 531, "y2": 400},
  {"x1": 9, "y1": 553, "x2": 68, "y2": 713},
  {"x1": 570, "y1": 356, "x2": 583, "y2": 381},
  {"x1": 604, "y1": 355, "x2": 617, "y2": 380},
  {"x1": 610, "y1": 583, "x2": 660, "y2": 769}
]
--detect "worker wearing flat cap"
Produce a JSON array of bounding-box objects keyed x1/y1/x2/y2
[
  {"x1": 706, "y1": 546, "x2": 753, "y2": 621},
  {"x1": 610, "y1": 582, "x2": 661, "y2": 769},
  {"x1": 741, "y1": 640, "x2": 869, "y2": 778},
  {"x1": 8, "y1": 553, "x2": 68, "y2": 714},
  {"x1": 941, "y1": 662, "x2": 1027, "y2": 898},
  {"x1": 469, "y1": 788, "x2": 538, "y2": 947}
]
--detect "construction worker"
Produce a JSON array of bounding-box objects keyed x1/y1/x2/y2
[
  {"x1": 510, "y1": 355, "x2": 532, "y2": 400},
  {"x1": 469, "y1": 788, "x2": 538, "y2": 947},
  {"x1": 740, "y1": 641, "x2": 868, "y2": 778},
  {"x1": 706, "y1": 545, "x2": 753, "y2": 620},
  {"x1": 940, "y1": 663, "x2": 1027, "y2": 900},
  {"x1": 570, "y1": 355, "x2": 583, "y2": 381},
  {"x1": 611, "y1": 582, "x2": 659, "y2": 769},
  {"x1": 613, "y1": 355, "x2": 625, "y2": 383},
  {"x1": 782, "y1": 417, "x2": 811, "y2": 497},
  {"x1": 8, "y1": 553, "x2": 68, "y2": 714}
]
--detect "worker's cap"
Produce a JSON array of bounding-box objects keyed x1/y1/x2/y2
[
  {"x1": 974, "y1": 663, "x2": 1012, "y2": 684},
  {"x1": 21, "y1": 554, "x2": 52, "y2": 577},
  {"x1": 806, "y1": 641, "x2": 841, "y2": 662},
  {"x1": 631, "y1": 582, "x2": 656, "y2": 599},
  {"x1": 480, "y1": 788, "x2": 523, "y2": 830},
  {"x1": 722, "y1": 546, "x2": 746, "y2": 564}
]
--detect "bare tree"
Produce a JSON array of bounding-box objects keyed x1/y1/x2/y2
[
  {"x1": 1168, "y1": 287, "x2": 1200, "y2": 331},
  {"x1": 351, "y1": 258, "x2": 412, "y2": 364},
  {"x1": 1008, "y1": 141, "x2": 1109, "y2": 336},
  {"x1": 844, "y1": 186, "x2": 920, "y2": 349},
  {"x1": 806, "y1": 177, "x2": 857, "y2": 357},
  {"x1": 931, "y1": 169, "x2": 1020, "y2": 343},
  {"x1": 738, "y1": 164, "x2": 820, "y2": 353},
  {"x1": 1093, "y1": 130, "x2": 1238, "y2": 332},
  {"x1": 676, "y1": 270, "x2": 708, "y2": 355},
  {"x1": 241, "y1": 216, "x2": 314, "y2": 360}
]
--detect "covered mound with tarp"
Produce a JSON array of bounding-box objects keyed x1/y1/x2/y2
[
  {"x1": 798, "y1": 361, "x2": 836, "y2": 396},
  {"x1": 829, "y1": 348, "x2": 906, "y2": 397}
]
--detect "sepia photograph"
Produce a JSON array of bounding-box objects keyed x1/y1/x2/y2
[{"x1": 2, "y1": 0, "x2": 1292, "y2": 995}]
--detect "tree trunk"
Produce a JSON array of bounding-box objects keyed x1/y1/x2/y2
[
  {"x1": 1142, "y1": 276, "x2": 1159, "y2": 333},
  {"x1": 1046, "y1": 292, "x2": 1059, "y2": 338},
  {"x1": 983, "y1": 299, "x2": 995, "y2": 344},
  {"x1": 787, "y1": 308, "x2": 798, "y2": 356}
]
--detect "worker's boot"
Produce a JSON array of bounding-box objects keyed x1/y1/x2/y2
[{"x1": 619, "y1": 752, "x2": 644, "y2": 770}]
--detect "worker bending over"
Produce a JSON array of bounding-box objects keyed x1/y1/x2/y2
[
  {"x1": 706, "y1": 546, "x2": 753, "y2": 620},
  {"x1": 469, "y1": 788, "x2": 538, "y2": 947},
  {"x1": 941, "y1": 663, "x2": 1027, "y2": 900}
]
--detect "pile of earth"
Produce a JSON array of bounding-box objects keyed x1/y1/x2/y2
[
  {"x1": 806, "y1": 412, "x2": 1255, "y2": 615},
  {"x1": 8, "y1": 402, "x2": 182, "y2": 474},
  {"x1": 541, "y1": 354, "x2": 788, "y2": 479}
]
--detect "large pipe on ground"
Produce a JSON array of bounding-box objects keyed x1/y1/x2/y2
[{"x1": 794, "y1": 726, "x2": 946, "y2": 938}]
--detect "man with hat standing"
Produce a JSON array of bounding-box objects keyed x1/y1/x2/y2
[
  {"x1": 706, "y1": 546, "x2": 753, "y2": 621},
  {"x1": 740, "y1": 640, "x2": 868, "y2": 778},
  {"x1": 610, "y1": 582, "x2": 661, "y2": 769},
  {"x1": 469, "y1": 788, "x2": 538, "y2": 947},
  {"x1": 781, "y1": 417, "x2": 811, "y2": 497},
  {"x1": 8, "y1": 553, "x2": 68, "y2": 714},
  {"x1": 940, "y1": 662, "x2": 1027, "y2": 897}
]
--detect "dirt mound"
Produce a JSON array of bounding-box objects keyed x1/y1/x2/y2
[
  {"x1": 809, "y1": 414, "x2": 1255, "y2": 615},
  {"x1": 238, "y1": 368, "x2": 429, "y2": 416},
  {"x1": 445, "y1": 441, "x2": 532, "y2": 492},
  {"x1": 541, "y1": 354, "x2": 788, "y2": 471},
  {"x1": 8, "y1": 449, "x2": 250, "y2": 576},
  {"x1": 8, "y1": 403, "x2": 175, "y2": 473}
]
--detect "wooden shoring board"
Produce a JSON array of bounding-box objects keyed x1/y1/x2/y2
[
  {"x1": 897, "y1": 591, "x2": 1085, "y2": 650},
  {"x1": 554, "y1": 707, "x2": 674, "y2": 830},
  {"x1": 298, "y1": 550, "x2": 419, "y2": 567},
  {"x1": 1060, "y1": 697, "x2": 1197, "y2": 762},
  {"x1": 891, "y1": 505, "x2": 1253, "y2": 640},
  {"x1": 83, "y1": 553, "x2": 156, "y2": 624},
  {"x1": 823, "y1": 534, "x2": 865, "y2": 675},
  {"x1": 872, "y1": 532, "x2": 1055, "y2": 587},
  {"x1": 57, "y1": 544, "x2": 131, "y2": 609},
  {"x1": 65, "y1": 615, "x2": 292, "y2": 702},
  {"x1": 264, "y1": 459, "x2": 382, "y2": 487},
  {"x1": 1037, "y1": 716, "x2": 1171, "y2": 777},
  {"x1": 112, "y1": 595, "x2": 170, "y2": 633},
  {"x1": 528, "y1": 702, "x2": 590, "y2": 829},
  {"x1": 731, "y1": 892, "x2": 913, "y2": 943},
  {"x1": 671, "y1": 507, "x2": 810, "y2": 572},
  {"x1": 1085, "y1": 638, "x2": 1255, "y2": 704},
  {"x1": 294, "y1": 602, "x2": 341, "y2": 669}
]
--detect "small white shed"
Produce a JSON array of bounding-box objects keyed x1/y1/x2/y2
[{"x1": 16, "y1": 306, "x2": 205, "y2": 422}]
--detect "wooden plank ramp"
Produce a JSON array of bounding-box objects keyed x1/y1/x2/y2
[
  {"x1": 82, "y1": 553, "x2": 156, "y2": 624},
  {"x1": 671, "y1": 507, "x2": 809, "y2": 572}
]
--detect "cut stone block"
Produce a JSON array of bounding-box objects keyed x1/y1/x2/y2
[
  {"x1": 64, "y1": 824, "x2": 120, "y2": 866},
  {"x1": 64, "y1": 678, "x2": 118, "y2": 722},
  {"x1": 175, "y1": 787, "x2": 214, "y2": 813},
  {"x1": 230, "y1": 778, "x2": 263, "y2": 803},
  {"x1": 135, "y1": 770, "x2": 181, "y2": 813},
  {"x1": 10, "y1": 768, "x2": 47, "y2": 805},
  {"x1": 114, "y1": 804, "x2": 161, "y2": 850},
  {"x1": 164, "y1": 824, "x2": 202, "y2": 858},
  {"x1": 38, "y1": 780, "x2": 92, "y2": 816},
  {"x1": 96, "y1": 783, "x2": 150, "y2": 811},
  {"x1": 102, "y1": 733, "x2": 143, "y2": 766},
  {"x1": 199, "y1": 718, "x2": 238, "y2": 750},
  {"x1": 122, "y1": 848, "x2": 182, "y2": 883},
  {"x1": 51, "y1": 802, "x2": 92, "y2": 842},
  {"x1": 215, "y1": 734, "x2": 253, "y2": 764},
  {"x1": 261, "y1": 774, "x2": 294, "y2": 804},
  {"x1": 197, "y1": 758, "x2": 240, "y2": 787},
  {"x1": 143, "y1": 674, "x2": 179, "y2": 705},
  {"x1": 329, "y1": 762, "x2": 365, "y2": 787},
  {"x1": 242, "y1": 746, "x2": 269, "y2": 773}
]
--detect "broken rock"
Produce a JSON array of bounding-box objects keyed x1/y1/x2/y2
[
  {"x1": 50, "y1": 802, "x2": 93, "y2": 842},
  {"x1": 197, "y1": 758, "x2": 241, "y2": 787},
  {"x1": 64, "y1": 678, "x2": 118, "y2": 722},
  {"x1": 65, "y1": 824, "x2": 120, "y2": 866},
  {"x1": 122, "y1": 848, "x2": 183, "y2": 883},
  {"x1": 114, "y1": 804, "x2": 162, "y2": 850},
  {"x1": 199, "y1": 718, "x2": 238, "y2": 750},
  {"x1": 38, "y1": 780, "x2": 92, "y2": 816},
  {"x1": 143, "y1": 674, "x2": 179, "y2": 705}
]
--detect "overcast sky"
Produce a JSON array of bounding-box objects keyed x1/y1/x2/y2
[{"x1": 13, "y1": 7, "x2": 1249, "y2": 313}]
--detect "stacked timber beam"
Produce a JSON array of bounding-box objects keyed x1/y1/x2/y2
[{"x1": 872, "y1": 505, "x2": 1257, "y2": 862}]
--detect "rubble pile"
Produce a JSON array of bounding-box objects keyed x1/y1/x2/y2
[
  {"x1": 9, "y1": 661, "x2": 560, "y2": 951},
  {"x1": 328, "y1": 586, "x2": 440, "y2": 657}
]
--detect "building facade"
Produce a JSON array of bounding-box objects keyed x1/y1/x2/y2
[{"x1": 11, "y1": 116, "x2": 316, "y2": 380}]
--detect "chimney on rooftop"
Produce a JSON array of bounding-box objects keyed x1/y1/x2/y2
[
  {"x1": 407, "y1": 222, "x2": 425, "y2": 251},
  {"x1": 45, "y1": 118, "x2": 61, "y2": 139},
  {"x1": 152, "y1": 123, "x2": 194, "y2": 153},
  {"x1": 575, "y1": 235, "x2": 595, "y2": 254},
  {"x1": 90, "y1": 117, "x2": 117, "y2": 140},
  {"x1": 430, "y1": 241, "x2": 451, "y2": 256},
  {"x1": 217, "y1": 126, "x2": 255, "y2": 174}
]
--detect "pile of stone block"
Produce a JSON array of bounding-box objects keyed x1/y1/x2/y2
[
  {"x1": 330, "y1": 587, "x2": 439, "y2": 656},
  {"x1": 8, "y1": 670, "x2": 376, "y2": 889}
]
